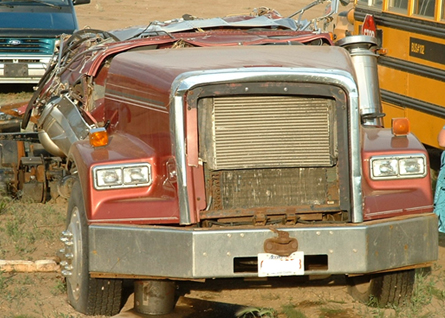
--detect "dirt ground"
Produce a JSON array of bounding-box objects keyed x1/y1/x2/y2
[
  {"x1": 74, "y1": 0, "x2": 321, "y2": 31},
  {"x1": 1, "y1": 0, "x2": 445, "y2": 317}
]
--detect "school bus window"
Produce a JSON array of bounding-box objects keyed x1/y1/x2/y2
[
  {"x1": 388, "y1": 0, "x2": 408, "y2": 13},
  {"x1": 414, "y1": 0, "x2": 436, "y2": 17},
  {"x1": 442, "y1": 0, "x2": 445, "y2": 19},
  {"x1": 357, "y1": 0, "x2": 383, "y2": 8}
]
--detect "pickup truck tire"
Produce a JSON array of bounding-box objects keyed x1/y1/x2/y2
[
  {"x1": 64, "y1": 180, "x2": 123, "y2": 316},
  {"x1": 347, "y1": 269, "x2": 415, "y2": 307}
]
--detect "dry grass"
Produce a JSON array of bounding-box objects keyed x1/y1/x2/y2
[
  {"x1": 0, "y1": 198, "x2": 66, "y2": 261},
  {"x1": 0, "y1": 86, "x2": 33, "y2": 106}
]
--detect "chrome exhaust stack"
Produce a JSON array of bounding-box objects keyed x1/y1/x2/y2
[{"x1": 337, "y1": 35, "x2": 383, "y2": 126}]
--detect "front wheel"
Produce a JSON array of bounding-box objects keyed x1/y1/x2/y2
[
  {"x1": 347, "y1": 269, "x2": 415, "y2": 307},
  {"x1": 61, "y1": 180, "x2": 124, "y2": 316}
]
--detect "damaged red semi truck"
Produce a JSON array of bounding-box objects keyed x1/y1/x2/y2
[{"x1": 7, "y1": 0, "x2": 437, "y2": 316}]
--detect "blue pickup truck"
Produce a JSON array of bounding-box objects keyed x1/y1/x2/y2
[{"x1": 0, "y1": 0, "x2": 90, "y2": 84}]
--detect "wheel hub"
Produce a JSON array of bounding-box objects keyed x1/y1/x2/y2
[{"x1": 60, "y1": 207, "x2": 83, "y2": 301}]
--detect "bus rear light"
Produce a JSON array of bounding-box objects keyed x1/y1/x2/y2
[
  {"x1": 391, "y1": 117, "x2": 410, "y2": 136},
  {"x1": 362, "y1": 14, "x2": 377, "y2": 38}
]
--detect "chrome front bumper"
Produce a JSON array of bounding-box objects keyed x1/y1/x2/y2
[{"x1": 89, "y1": 213, "x2": 438, "y2": 278}]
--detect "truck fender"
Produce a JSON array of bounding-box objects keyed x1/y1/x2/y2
[{"x1": 64, "y1": 132, "x2": 157, "y2": 219}]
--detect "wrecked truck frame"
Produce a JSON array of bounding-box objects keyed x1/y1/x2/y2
[{"x1": 2, "y1": 0, "x2": 438, "y2": 316}]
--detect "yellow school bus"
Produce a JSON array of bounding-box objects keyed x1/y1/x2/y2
[{"x1": 346, "y1": 0, "x2": 445, "y2": 153}]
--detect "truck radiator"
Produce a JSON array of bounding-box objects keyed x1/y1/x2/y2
[
  {"x1": 207, "y1": 166, "x2": 339, "y2": 211},
  {"x1": 198, "y1": 96, "x2": 341, "y2": 220},
  {"x1": 199, "y1": 96, "x2": 335, "y2": 170}
]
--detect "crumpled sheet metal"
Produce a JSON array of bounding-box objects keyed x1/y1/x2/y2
[{"x1": 110, "y1": 16, "x2": 301, "y2": 41}]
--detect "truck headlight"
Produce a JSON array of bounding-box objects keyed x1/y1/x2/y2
[
  {"x1": 93, "y1": 163, "x2": 152, "y2": 189},
  {"x1": 370, "y1": 154, "x2": 427, "y2": 180}
]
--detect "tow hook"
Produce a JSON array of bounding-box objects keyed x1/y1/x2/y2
[{"x1": 263, "y1": 228, "x2": 298, "y2": 257}]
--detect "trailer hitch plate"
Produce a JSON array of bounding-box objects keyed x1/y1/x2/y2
[{"x1": 263, "y1": 228, "x2": 298, "y2": 256}]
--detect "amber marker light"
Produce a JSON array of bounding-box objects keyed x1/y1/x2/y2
[
  {"x1": 89, "y1": 127, "x2": 109, "y2": 147},
  {"x1": 391, "y1": 117, "x2": 410, "y2": 136},
  {"x1": 376, "y1": 48, "x2": 387, "y2": 55}
]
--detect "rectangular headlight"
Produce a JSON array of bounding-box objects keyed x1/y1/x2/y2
[
  {"x1": 370, "y1": 154, "x2": 427, "y2": 180},
  {"x1": 93, "y1": 163, "x2": 152, "y2": 190}
]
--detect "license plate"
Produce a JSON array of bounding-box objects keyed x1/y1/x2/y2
[
  {"x1": 258, "y1": 251, "x2": 304, "y2": 277},
  {"x1": 4, "y1": 63, "x2": 28, "y2": 77}
]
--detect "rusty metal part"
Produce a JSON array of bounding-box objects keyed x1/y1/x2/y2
[
  {"x1": 58, "y1": 175, "x2": 77, "y2": 199},
  {"x1": 263, "y1": 228, "x2": 298, "y2": 257},
  {"x1": 199, "y1": 211, "x2": 348, "y2": 228},
  {"x1": 299, "y1": 213, "x2": 323, "y2": 221},
  {"x1": 22, "y1": 182, "x2": 44, "y2": 203},
  {"x1": 254, "y1": 214, "x2": 267, "y2": 226},
  {"x1": 200, "y1": 206, "x2": 343, "y2": 224},
  {"x1": 0, "y1": 132, "x2": 40, "y2": 142},
  {"x1": 90, "y1": 272, "x2": 206, "y2": 282},
  {"x1": 203, "y1": 167, "x2": 341, "y2": 217},
  {"x1": 134, "y1": 280, "x2": 176, "y2": 315},
  {"x1": 19, "y1": 156, "x2": 47, "y2": 202}
]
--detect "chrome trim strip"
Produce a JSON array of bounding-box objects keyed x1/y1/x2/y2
[{"x1": 171, "y1": 95, "x2": 190, "y2": 224}]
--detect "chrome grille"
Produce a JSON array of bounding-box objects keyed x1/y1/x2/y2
[{"x1": 200, "y1": 96, "x2": 335, "y2": 170}]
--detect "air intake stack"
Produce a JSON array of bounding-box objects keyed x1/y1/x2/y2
[{"x1": 337, "y1": 35, "x2": 384, "y2": 127}]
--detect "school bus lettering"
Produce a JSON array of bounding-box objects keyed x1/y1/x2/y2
[
  {"x1": 410, "y1": 42, "x2": 425, "y2": 54},
  {"x1": 409, "y1": 38, "x2": 445, "y2": 65}
]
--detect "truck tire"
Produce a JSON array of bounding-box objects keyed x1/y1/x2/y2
[
  {"x1": 63, "y1": 180, "x2": 123, "y2": 316},
  {"x1": 347, "y1": 269, "x2": 415, "y2": 307}
]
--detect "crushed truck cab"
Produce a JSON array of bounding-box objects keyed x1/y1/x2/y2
[{"x1": 19, "y1": 2, "x2": 437, "y2": 316}]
